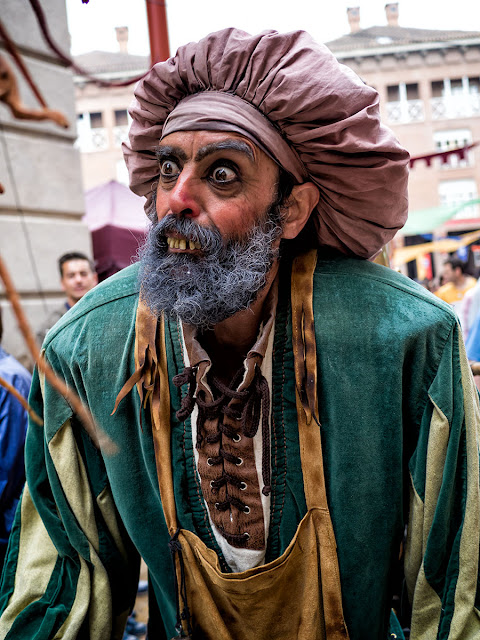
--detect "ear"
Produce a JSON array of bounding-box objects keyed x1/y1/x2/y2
[{"x1": 281, "y1": 182, "x2": 320, "y2": 240}]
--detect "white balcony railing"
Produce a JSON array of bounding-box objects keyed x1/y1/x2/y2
[
  {"x1": 113, "y1": 125, "x2": 129, "y2": 147},
  {"x1": 386, "y1": 99, "x2": 425, "y2": 124},
  {"x1": 76, "y1": 128, "x2": 109, "y2": 153},
  {"x1": 431, "y1": 94, "x2": 480, "y2": 120}
]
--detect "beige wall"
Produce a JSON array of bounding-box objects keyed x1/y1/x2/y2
[
  {"x1": 338, "y1": 44, "x2": 480, "y2": 216},
  {"x1": 75, "y1": 83, "x2": 137, "y2": 189}
]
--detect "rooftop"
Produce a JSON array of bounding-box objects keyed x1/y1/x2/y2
[
  {"x1": 73, "y1": 50, "x2": 150, "y2": 78},
  {"x1": 326, "y1": 25, "x2": 480, "y2": 53}
]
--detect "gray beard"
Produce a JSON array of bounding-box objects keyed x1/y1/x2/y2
[{"x1": 138, "y1": 209, "x2": 283, "y2": 330}]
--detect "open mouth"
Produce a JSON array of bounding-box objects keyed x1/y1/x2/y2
[{"x1": 166, "y1": 235, "x2": 202, "y2": 250}]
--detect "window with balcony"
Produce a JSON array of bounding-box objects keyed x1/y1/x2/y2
[
  {"x1": 431, "y1": 77, "x2": 480, "y2": 120},
  {"x1": 433, "y1": 129, "x2": 474, "y2": 169},
  {"x1": 386, "y1": 82, "x2": 424, "y2": 124},
  {"x1": 114, "y1": 110, "x2": 128, "y2": 126},
  {"x1": 75, "y1": 111, "x2": 108, "y2": 152},
  {"x1": 387, "y1": 85, "x2": 400, "y2": 102},
  {"x1": 113, "y1": 109, "x2": 130, "y2": 147},
  {"x1": 406, "y1": 83, "x2": 420, "y2": 100},
  {"x1": 431, "y1": 81, "x2": 443, "y2": 98},
  {"x1": 469, "y1": 77, "x2": 480, "y2": 94},
  {"x1": 90, "y1": 111, "x2": 103, "y2": 128}
]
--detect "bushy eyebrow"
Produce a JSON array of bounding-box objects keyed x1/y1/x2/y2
[
  {"x1": 154, "y1": 140, "x2": 255, "y2": 164},
  {"x1": 195, "y1": 140, "x2": 254, "y2": 162},
  {"x1": 154, "y1": 145, "x2": 188, "y2": 163}
]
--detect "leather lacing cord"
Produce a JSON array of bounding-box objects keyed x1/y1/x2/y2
[
  {"x1": 173, "y1": 364, "x2": 271, "y2": 545},
  {"x1": 169, "y1": 528, "x2": 193, "y2": 639}
]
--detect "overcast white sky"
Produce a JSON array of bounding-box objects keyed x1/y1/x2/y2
[{"x1": 66, "y1": 0, "x2": 480, "y2": 57}]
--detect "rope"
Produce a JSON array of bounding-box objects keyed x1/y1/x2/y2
[
  {"x1": 27, "y1": 0, "x2": 151, "y2": 88},
  {"x1": 168, "y1": 528, "x2": 193, "y2": 638},
  {"x1": 0, "y1": 20, "x2": 47, "y2": 107},
  {"x1": 0, "y1": 374, "x2": 43, "y2": 425},
  {"x1": 0, "y1": 122, "x2": 47, "y2": 314}
]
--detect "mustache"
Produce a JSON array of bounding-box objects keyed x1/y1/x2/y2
[{"x1": 153, "y1": 215, "x2": 222, "y2": 253}]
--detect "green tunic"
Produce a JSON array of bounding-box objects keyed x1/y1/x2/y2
[{"x1": 1, "y1": 252, "x2": 479, "y2": 639}]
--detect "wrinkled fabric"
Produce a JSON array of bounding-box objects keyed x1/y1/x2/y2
[{"x1": 123, "y1": 28, "x2": 409, "y2": 258}]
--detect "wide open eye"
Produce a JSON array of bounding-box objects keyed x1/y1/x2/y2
[
  {"x1": 159, "y1": 159, "x2": 181, "y2": 181},
  {"x1": 210, "y1": 165, "x2": 237, "y2": 185}
]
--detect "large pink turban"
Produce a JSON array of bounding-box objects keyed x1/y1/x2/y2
[{"x1": 123, "y1": 28, "x2": 409, "y2": 258}]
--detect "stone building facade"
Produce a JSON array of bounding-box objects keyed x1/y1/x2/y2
[
  {"x1": 0, "y1": 0, "x2": 90, "y2": 366},
  {"x1": 73, "y1": 28, "x2": 149, "y2": 190},
  {"x1": 326, "y1": 3, "x2": 480, "y2": 226}
]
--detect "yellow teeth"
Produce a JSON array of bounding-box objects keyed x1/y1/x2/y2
[{"x1": 167, "y1": 236, "x2": 201, "y2": 250}]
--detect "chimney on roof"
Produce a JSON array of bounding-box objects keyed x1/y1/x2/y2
[
  {"x1": 347, "y1": 7, "x2": 361, "y2": 33},
  {"x1": 115, "y1": 26, "x2": 129, "y2": 54},
  {"x1": 385, "y1": 3, "x2": 399, "y2": 26}
]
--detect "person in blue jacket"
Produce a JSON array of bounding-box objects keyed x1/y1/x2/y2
[{"x1": 0, "y1": 308, "x2": 31, "y2": 569}]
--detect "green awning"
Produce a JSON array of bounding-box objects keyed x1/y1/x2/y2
[{"x1": 402, "y1": 198, "x2": 480, "y2": 236}]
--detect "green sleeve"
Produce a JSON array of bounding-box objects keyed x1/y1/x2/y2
[
  {"x1": 405, "y1": 322, "x2": 480, "y2": 638},
  {"x1": 0, "y1": 364, "x2": 140, "y2": 640}
]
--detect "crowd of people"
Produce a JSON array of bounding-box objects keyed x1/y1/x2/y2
[
  {"x1": 417, "y1": 257, "x2": 480, "y2": 364},
  {"x1": 0, "y1": 27, "x2": 479, "y2": 640}
]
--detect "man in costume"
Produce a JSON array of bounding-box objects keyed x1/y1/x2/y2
[{"x1": 1, "y1": 29, "x2": 479, "y2": 640}]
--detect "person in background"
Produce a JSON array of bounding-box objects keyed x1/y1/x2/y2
[
  {"x1": 37, "y1": 252, "x2": 98, "y2": 344},
  {"x1": 0, "y1": 307, "x2": 31, "y2": 569},
  {"x1": 57, "y1": 252, "x2": 98, "y2": 310},
  {"x1": 456, "y1": 276, "x2": 480, "y2": 339},
  {"x1": 434, "y1": 257, "x2": 476, "y2": 307}
]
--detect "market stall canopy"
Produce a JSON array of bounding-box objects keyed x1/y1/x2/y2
[
  {"x1": 401, "y1": 198, "x2": 480, "y2": 236},
  {"x1": 82, "y1": 180, "x2": 149, "y2": 281},
  {"x1": 393, "y1": 229, "x2": 480, "y2": 267}
]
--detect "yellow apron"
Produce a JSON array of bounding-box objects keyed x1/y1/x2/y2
[{"x1": 150, "y1": 251, "x2": 350, "y2": 640}]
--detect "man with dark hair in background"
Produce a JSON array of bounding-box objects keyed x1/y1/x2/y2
[
  {"x1": 57, "y1": 252, "x2": 98, "y2": 310},
  {"x1": 435, "y1": 256, "x2": 477, "y2": 307},
  {"x1": 37, "y1": 251, "x2": 98, "y2": 344},
  {"x1": 0, "y1": 307, "x2": 31, "y2": 569}
]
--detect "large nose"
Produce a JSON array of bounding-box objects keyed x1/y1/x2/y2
[{"x1": 163, "y1": 170, "x2": 202, "y2": 219}]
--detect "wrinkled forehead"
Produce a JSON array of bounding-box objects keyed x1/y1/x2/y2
[
  {"x1": 161, "y1": 92, "x2": 307, "y2": 184},
  {"x1": 158, "y1": 129, "x2": 269, "y2": 165}
]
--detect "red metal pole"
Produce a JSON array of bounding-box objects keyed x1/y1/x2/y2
[{"x1": 145, "y1": 0, "x2": 171, "y2": 65}]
